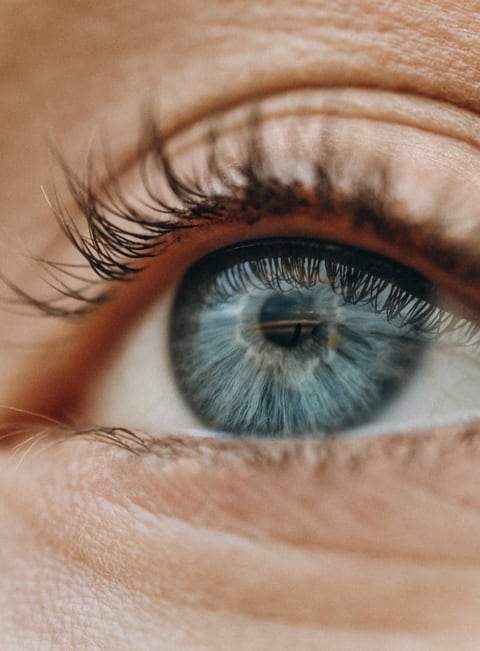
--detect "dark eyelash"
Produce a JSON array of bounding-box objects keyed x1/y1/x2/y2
[
  {"x1": 193, "y1": 238, "x2": 480, "y2": 346},
  {"x1": 7, "y1": 105, "x2": 477, "y2": 317},
  {"x1": 53, "y1": 113, "x2": 345, "y2": 283}
]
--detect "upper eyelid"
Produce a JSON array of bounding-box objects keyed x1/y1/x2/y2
[
  {"x1": 12, "y1": 92, "x2": 480, "y2": 318},
  {"x1": 142, "y1": 88, "x2": 480, "y2": 153}
]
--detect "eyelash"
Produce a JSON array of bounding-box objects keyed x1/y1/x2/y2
[
  {"x1": 3, "y1": 104, "x2": 477, "y2": 451},
  {"x1": 197, "y1": 241, "x2": 479, "y2": 345},
  {"x1": 12, "y1": 105, "x2": 479, "y2": 320}
]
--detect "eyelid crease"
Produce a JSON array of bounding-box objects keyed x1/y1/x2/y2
[
  {"x1": 11, "y1": 96, "x2": 480, "y2": 318},
  {"x1": 139, "y1": 88, "x2": 480, "y2": 155}
]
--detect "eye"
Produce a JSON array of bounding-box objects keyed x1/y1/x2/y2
[
  {"x1": 52, "y1": 95, "x2": 480, "y2": 439},
  {"x1": 169, "y1": 237, "x2": 479, "y2": 438}
]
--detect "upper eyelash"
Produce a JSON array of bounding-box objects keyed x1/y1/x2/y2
[
  {"x1": 8, "y1": 104, "x2": 480, "y2": 317},
  {"x1": 195, "y1": 239, "x2": 480, "y2": 348}
]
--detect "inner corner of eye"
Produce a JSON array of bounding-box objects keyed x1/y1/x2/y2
[{"x1": 165, "y1": 237, "x2": 479, "y2": 441}]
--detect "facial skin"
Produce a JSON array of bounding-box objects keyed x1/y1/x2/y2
[{"x1": 1, "y1": 1, "x2": 480, "y2": 649}]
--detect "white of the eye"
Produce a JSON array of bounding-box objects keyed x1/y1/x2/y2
[
  {"x1": 85, "y1": 287, "x2": 199, "y2": 434},
  {"x1": 351, "y1": 336, "x2": 480, "y2": 436}
]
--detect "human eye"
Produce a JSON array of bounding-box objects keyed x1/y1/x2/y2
[
  {"x1": 5, "y1": 3, "x2": 480, "y2": 647},
  {"x1": 32, "y1": 93, "x2": 479, "y2": 441},
  {"x1": 168, "y1": 238, "x2": 478, "y2": 438}
]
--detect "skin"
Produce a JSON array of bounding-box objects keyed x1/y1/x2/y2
[{"x1": 1, "y1": 1, "x2": 480, "y2": 649}]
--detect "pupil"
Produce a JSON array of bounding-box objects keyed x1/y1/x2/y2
[{"x1": 258, "y1": 291, "x2": 322, "y2": 348}]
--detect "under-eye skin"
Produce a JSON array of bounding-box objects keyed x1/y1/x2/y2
[
  {"x1": 16, "y1": 97, "x2": 480, "y2": 439},
  {"x1": 169, "y1": 238, "x2": 479, "y2": 438}
]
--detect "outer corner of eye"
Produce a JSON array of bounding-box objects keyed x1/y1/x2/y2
[{"x1": 82, "y1": 236, "x2": 480, "y2": 442}]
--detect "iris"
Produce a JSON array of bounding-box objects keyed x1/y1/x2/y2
[{"x1": 169, "y1": 239, "x2": 433, "y2": 437}]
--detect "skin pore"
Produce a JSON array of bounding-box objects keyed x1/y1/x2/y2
[{"x1": 1, "y1": 1, "x2": 480, "y2": 649}]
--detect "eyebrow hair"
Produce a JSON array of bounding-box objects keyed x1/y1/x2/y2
[{"x1": 6, "y1": 103, "x2": 480, "y2": 319}]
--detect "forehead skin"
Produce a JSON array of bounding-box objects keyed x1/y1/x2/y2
[{"x1": 1, "y1": 1, "x2": 480, "y2": 650}]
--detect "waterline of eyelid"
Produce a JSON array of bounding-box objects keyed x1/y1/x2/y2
[{"x1": 183, "y1": 413, "x2": 480, "y2": 440}]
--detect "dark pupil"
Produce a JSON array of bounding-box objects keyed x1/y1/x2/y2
[{"x1": 259, "y1": 292, "x2": 322, "y2": 348}]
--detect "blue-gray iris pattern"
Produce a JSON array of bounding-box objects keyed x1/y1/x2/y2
[{"x1": 169, "y1": 239, "x2": 434, "y2": 438}]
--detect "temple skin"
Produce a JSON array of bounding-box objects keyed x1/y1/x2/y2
[{"x1": 1, "y1": 1, "x2": 480, "y2": 649}]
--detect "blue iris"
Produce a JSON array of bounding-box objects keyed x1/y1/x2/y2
[{"x1": 169, "y1": 239, "x2": 432, "y2": 437}]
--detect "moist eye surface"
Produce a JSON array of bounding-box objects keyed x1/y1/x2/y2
[{"x1": 169, "y1": 238, "x2": 437, "y2": 438}]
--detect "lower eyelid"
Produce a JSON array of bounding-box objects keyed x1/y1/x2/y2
[
  {"x1": 9, "y1": 422, "x2": 480, "y2": 562},
  {"x1": 5, "y1": 424, "x2": 480, "y2": 638}
]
